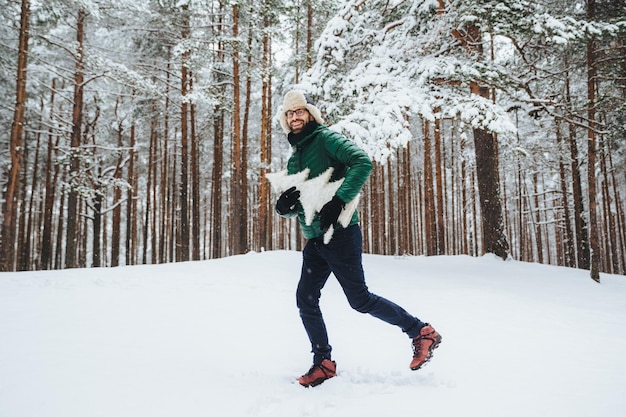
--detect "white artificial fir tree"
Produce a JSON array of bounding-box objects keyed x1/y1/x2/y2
[{"x1": 266, "y1": 168, "x2": 360, "y2": 244}]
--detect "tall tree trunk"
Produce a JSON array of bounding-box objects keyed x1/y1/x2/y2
[
  {"x1": 65, "y1": 8, "x2": 86, "y2": 269},
  {"x1": 169, "y1": 142, "x2": 178, "y2": 261},
  {"x1": 386, "y1": 159, "x2": 395, "y2": 254},
  {"x1": 243, "y1": 7, "x2": 253, "y2": 254},
  {"x1": 449, "y1": 122, "x2": 457, "y2": 254},
  {"x1": 126, "y1": 122, "x2": 137, "y2": 266},
  {"x1": 556, "y1": 120, "x2": 576, "y2": 268},
  {"x1": 472, "y1": 123, "x2": 509, "y2": 259},
  {"x1": 55, "y1": 184, "x2": 66, "y2": 269},
  {"x1": 434, "y1": 112, "x2": 445, "y2": 255},
  {"x1": 16, "y1": 134, "x2": 31, "y2": 271},
  {"x1": 586, "y1": 0, "x2": 601, "y2": 282},
  {"x1": 210, "y1": 3, "x2": 226, "y2": 258},
  {"x1": 1, "y1": 0, "x2": 30, "y2": 271},
  {"x1": 150, "y1": 120, "x2": 159, "y2": 263},
  {"x1": 258, "y1": 11, "x2": 272, "y2": 251},
  {"x1": 459, "y1": 31, "x2": 509, "y2": 258},
  {"x1": 399, "y1": 146, "x2": 412, "y2": 254},
  {"x1": 607, "y1": 148, "x2": 625, "y2": 274},
  {"x1": 470, "y1": 166, "x2": 479, "y2": 256},
  {"x1": 41, "y1": 79, "x2": 59, "y2": 270},
  {"x1": 415, "y1": 171, "x2": 424, "y2": 254},
  {"x1": 142, "y1": 119, "x2": 156, "y2": 264},
  {"x1": 159, "y1": 57, "x2": 171, "y2": 264},
  {"x1": 178, "y1": 3, "x2": 191, "y2": 262},
  {"x1": 92, "y1": 181, "x2": 102, "y2": 268},
  {"x1": 564, "y1": 68, "x2": 590, "y2": 270},
  {"x1": 211, "y1": 108, "x2": 224, "y2": 259},
  {"x1": 460, "y1": 135, "x2": 469, "y2": 255},
  {"x1": 435, "y1": 1, "x2": 508, "y2": 260},
  {"x1": 111, "y1": 99, "x2": 124, "y2": 267},
  {"x1": 423, "y1": 120, "x2": 436, "y2": 256},
  {"x1": 532, "y1": 172, "x2": 544, "y2": 264},
  {"x1": 371, "y1": 164, "x2": 383, "y2": 253},
  {"x1": 231, "y1": 3, "x2": 247, "y2": 255},
  {"x1": 190, "y1": 80, "x2": 201, "y2": 261},
  {"x1": 599, "y1": 136, "x2": 618, "y2": 273},
  {"x1": 306, "y1": 1, "x2": 313, "y2": 69},
  {"x1": 20, "y1": 112, "x2": 44, "y2": 270}
]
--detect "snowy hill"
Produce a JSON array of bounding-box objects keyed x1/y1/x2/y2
[{"x1": 1, "y1": 251, "x2": 625, "y2": 417}]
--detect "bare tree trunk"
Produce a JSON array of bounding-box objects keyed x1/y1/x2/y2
[
  {"x1": 231, "y1": 3, "x2": 247, "y2": 255},
  {"x1": 532, "y1": 172, "x2": 544, "y2": 264},
  {"x1": 65, "y1": 8, "x2": 86, "y2": 269},
  {"x1": 126, "y1": 122, "x2": 137, "y2": 266},
  {"x1": 92, "y1": 182, "x2": 103, "y2": 268},
  {"x1": 563, "y1": 75, "x2": 590, "y2": 270},
  {"x1": 190, "y1": 81, "x2": 201, "y2": 261},
  {"x1": 16, "y1": 135, "x2": 31, "y2": 271},
  {"x1": 415, "y1": 171, "x2": 424, "y2": 254},
  {"x1": 471, "y1": 98, "x2": 509, "y2": 260},
  {"x1": 556, "y1": 120, "x2": 576, "y2": 268},
  {"x1": 243, "y1": 9, "x2": 253, "y2": 254},
  {"x1": 370, "y1": 164, "x2": 383, "y2": 253},
  {"x1": 41, "y1": 79, "x2": 59, "y2": 270},
  {"x1": 79, "y1": 199, "x2": 87, "y2": 267},
  {"x1": 169, "y1": 143, "x2": 178, "y2": 261},
  {"x1": 459, "y1": 135, "x2": 469, "y2": 255},
  {"x1": 386, "y1": 159, "x2": 395, "y2": 254},
  {"x1": 398, "y1": 146, "x2": 410, "y2": 254},
  {"x1": 55, "y1": 184, "x2": 66, "y2": 269},
  {"x1": 142, "y1": 120, "x2": 155, "y2": 264},
  {"x1": 178, "y1": 3, "x2": 191, "y2": 262},
  {"x1": 423, "y1": 120, "x2": 436, "y2": 256},
  {"x1": 306, "y1": 1, "x2": 313, "y2": 68},
  {"x1": 404, "y1": 149, "x2": 413, "y2": 255},
  {"x1": 470, "y1": 168, "x2": 479, "y2": 256},
  {"x1": 599, "y1": 136, "x2": 618, "y2": 273},
  {"x1": 449, "y1": 121, "x2": 458, "y2": 254},
  {"x1": 451, "y1": 22, "x2": 509, "y2": 260},
  {"x1": 586, "y1": 0, "x2": 601, "y2": 282},
  {"x1": 111, "y1": 99, "x2": 124, "y2": 267},
  {"x1": 516, "y1": 167, "x2": 524, "y2": 261},
  {"x1": 1, "y1": 0, "x2": 30, "y2": 271},
  {"x1": 267, "y1": 39, "x2": 274, "y2": 250},
  {"x1": 607, "y1": 147, "x2": 625, "y2": 274},
  {"x1": 211, "y1": 107, "x2": 224, "y2": 258},
  {"x1": 20, "y1": 112, "x2": 44, "y2": 270},
  {"x1": 258, "y1": 11, "x2": 272, "y2": 251},
  {"x1": 159, "y1": 56, "x2": 171, "y2": 264},
  {"x1": 434, "y1": 113, "x2": 445, "y2": 255}
]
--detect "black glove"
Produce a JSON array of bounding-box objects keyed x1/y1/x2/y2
[
  {"x1": 319, "y1": 195, "x2": 345, "y2": 231},
  {"x1": 276, "y1": 186, "x2": 301, "y2": 215}
]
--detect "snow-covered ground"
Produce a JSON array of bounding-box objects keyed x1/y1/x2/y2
[{"x1": 1, "y1": 251, "x2": 625, "y2": 417}]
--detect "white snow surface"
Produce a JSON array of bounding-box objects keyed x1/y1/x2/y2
[{"x1": 1, "y1": 251, "x2": 625, "y2": 417}]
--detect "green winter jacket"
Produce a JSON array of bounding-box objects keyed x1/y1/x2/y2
[{"x1": 278, "y1": 123, "x2": 373, "y2": 239}]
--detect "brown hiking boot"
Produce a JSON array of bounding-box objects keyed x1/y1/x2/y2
[
  {"x1": 410, "y1": 324, "x2": 442, "y2": 370},
  {"x1": 298, "y1": 359, "x2": 337, "y2": 387}
]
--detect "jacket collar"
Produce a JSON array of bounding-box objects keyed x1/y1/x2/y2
[{"x1": 288, "y1": 121, "x2": 319, "y2": 148}]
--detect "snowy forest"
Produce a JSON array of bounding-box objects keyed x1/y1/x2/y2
[{"x1": 0, "y1": 0, "x2": 625, "y2": 280}]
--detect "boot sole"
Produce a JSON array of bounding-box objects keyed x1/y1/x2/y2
[{"x1": 300, "y1": 374, "x2": 335, "y2": 388}]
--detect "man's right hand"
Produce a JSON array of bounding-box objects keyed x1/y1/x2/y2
[{"x1": 276, "y1": 186, "x2": 301, "y2": 215}]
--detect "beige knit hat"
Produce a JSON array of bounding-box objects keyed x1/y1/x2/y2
[{"x1": 279, "y1": 90, "x2": 325, "y2": 133}]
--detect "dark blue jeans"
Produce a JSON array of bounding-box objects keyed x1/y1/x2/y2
[{"x1": 296, "y1": 224, "x2": 425, "y2": 364}]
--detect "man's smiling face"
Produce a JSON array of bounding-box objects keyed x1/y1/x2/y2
[{"x1": 286, "y1": 107, "x2": 312, "y2": 134}]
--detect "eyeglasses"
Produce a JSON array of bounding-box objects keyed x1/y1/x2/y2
[{"x1": 285, "y1": 108, "x2": 308, "y2": 119}]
